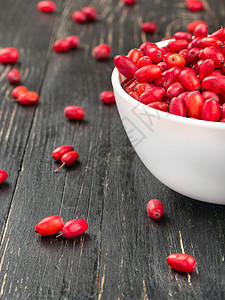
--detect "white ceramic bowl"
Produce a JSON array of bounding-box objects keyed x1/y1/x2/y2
[{"x1": 111, "y1": 40, "x2": 225, "y2": 205}]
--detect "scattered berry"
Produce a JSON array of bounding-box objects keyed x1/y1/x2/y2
[
  {"x1": 167, "y1": 253, "x2": 196, "y2": 273},
  {"x1": 36, "y1": 215, "x2": 64, "y2": 236},
  {"x1": 57, "y1": 219, "x2": 88, "y2": 239},
  {"x1": 37, "y1": 1, "x2": 56, "y2": 13},
  {"x1": 53, "y1": 38, "x2": 71, "y2": 53},
  {"x1": 99, "y1": 91, "x2": 115, "y2": 104},
  {"x1": 185, "y1": 0, "x2": 204, "y2": 12},
  {"x1": 54, "y1": 151, "x2": 79, "y2": 172},
  {"x1": 52, "y1": 145, "x2": 74, "y2": 161},
  {"x1": 66, "y1": 35, "x2": 80, "y2": 48},
  {"x1": 0, "y1": 170, "x2": 8, "y2": 184},
  {"x1": 17, "y1": 91, "x2": 39, "y2": 105},
  {"x1": 81, "y1": 6, "x2": 97, "y2": 21},
  {"x1": 64, "y1": 106, "x2": 85, "y2": 120},
  {"x1": 7, "y1": 69, "x2": 20, "y2": 84},
  {"x1": 146, "y1": 199, "x2": 164, "y2": 219},
  {"x1": 0, "y1": 47, "x2": 19, "y2": 64},
  {"x1": 11, "y1": 86, "x2": 28, "y2": 99},
  {"x1": 187, "y1": 20, "x2": 207, "y2": 33},
  {"x1": 72, "y1": 10, "x2": 87, "y2": 23},
  {"x1": 92, "y1": 44, "x2": 111, "y2": 60},
  {"x1": 141, "y1": 22, "x2": 157, "y2": 34},
  {"x1": 123, "y1": 0, "x2": 136, "y2": 4}
]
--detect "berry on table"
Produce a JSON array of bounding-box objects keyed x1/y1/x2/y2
[
  {"x1": 99, "y1": 91, "x2": 115, "y2": 104},
  {"x1": 52, "y1": 145, "x2": 74, "y2": 161},
  {"x1": 167, "y1": 253, "x2": 196, "y2": 273},
  {"x1": 36, "y1": 215, "x2": 64, "y2": 236},
  {"x1": 37, "y1": 1, "x2": 56, "y2": 13},
  {"x1": 141, "y1": 22, "x2": 157, "y2": 34},
  {"x1": 72, "y1": 11, "x2": 87, "y2": 23},
  {"x1": 57, "y1": 219, "x2": 88, "y2": 239},
  {"x1": 92, "y1": 44, "x2": 111, "y2": 60},
  {"x1": 53, "y1": 38, "x2": 71, "y2": 53},
  {"x1": 64, "y1": 106, "x2": 85, "y2": 120},
  {"x1": 81, "y1": 6, "x2": 97, "y2": 21},
  {"x1": 0, "y1": 170, "x2": 8, "y2": 184},
  {"x1": 7, "y1": 69, "x2": 21, "y2": 84},
  {"x1": 11, "y1": 86, "x2": 28, "y2": 99},
  {"x1": 54, "y1": 151, "x2": 79, "y2": 172},
  {"x1": 0, "y1": 47, "x2": 19, "y2": 64},
  {"x1": 146, "y1": 199, "x2": 164, "y2": 219}
]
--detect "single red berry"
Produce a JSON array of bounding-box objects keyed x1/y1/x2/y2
[
  {"x1": 72, "y1": 11, "x2": 87, "y2": 23},
  {"x1": 53, "y1": 38, "x2": 71, "y2": 53},
  {"x1": 17, "y1": 91, "x2": 39, "y2": 105},
  {"x1": 174, "y1": 32, "x2": 192, "y2": 42},
  {"x1": 137, "y1": 56, "x2": 152, "y2": 68},
  {"x1": 92, "y1": 44, "x2": 111, "y2": 60},
  {"x1": 185, "y1": 0, "x2": 204, "y2": 12},
  {"x1": 0, "y1": 47, "x2": 19, "y2": 64},
  {"x1": 52, "y1": 145, "x2": 74, "y2": 161},
  {"x1": 64, "y1": 106, "x2": 85, "y2": 120},
  {"x1": 141, "y1": 22, "x2": 157, "y2": 34},
  {"x1": 81, "y1": 6, "x2": 97, "y2": 21},
  {"x1": 168, "y1": 40, "x2": 189, "y2": 53},
  {"x1": 114, "y1": 55, "x2": 138, "y2": 79},
  {"x1": 35, "y1": 215, "x2": 64, "y2": 236},
  {"x1": 0, "y1": 170, "x2": 8, "y2": 184},
  {"x1": 7, "y1": 69, "x2": 21, "y2": 84},
  {"x1": 127, "y1": 48, "x2": 142, "y2": 64},
  {"x1": 37, "y1": 1, "x2": 56, "y2": 13},
  {"x1": 11, "y1": 86, "x2": 28, "y2": 99},
  {"x1": 194, "y1": 24, "x2": 208, "y2": 38},
  {"x1": 54, "y1": 151, "x2": 79, "y2": 172},
  {"x1": 135, "y1": 65, "x2": 162, "y2": 83},
  {"x1": 146, "y1": 199, "x2": 164, "y2": 219},
  {"x1": 201, "y1": 99, "x2": 220, "y2": 122},
  {"x1": 167, "y1": 253, "x2": 196, "y2": 273},
  {"x1": 99, "y1": 91, "x2": 115, "y2": 104},
  {"x1": 167, "y1": 54, "x2": 186, "y2": 69},
  {"x1": 123, "y1": 0, "x2": 136, "y2": 4},
  {"x1": 202, "y1": 91, "x2": 219, "y2": 102},
  {"x1": 65, "y1": 35, "x2": 80, "y2": 48},
  {"x1": 187, "y1": 20, "x2": 207, "y2": 33},
  {"x1": 146, "y1": 47, "x2": 164, "y2": 63},
  {"x1": 147, "y1": 101, "x2": 168, "y2": 112},
  {"x1": 184, "y1": 91, "x2": 204, "y2": 119},
  {"x1": 57, "y1": 219, "x2": 88, "y2": 239},
  {"x1": 169, "y1": 97, "x2": 187, "y2": 117}
]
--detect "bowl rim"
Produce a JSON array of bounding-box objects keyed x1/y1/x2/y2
[{"x1": 111, "y1": 40, "x2": 225, "y2": 130}]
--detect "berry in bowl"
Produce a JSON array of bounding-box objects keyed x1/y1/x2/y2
[{"x1": 111, "y1": 26, "x2": 225, "y2": 205}]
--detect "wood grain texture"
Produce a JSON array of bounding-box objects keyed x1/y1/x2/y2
[{"x1": 0, "y1": 0, "x2": 224, "y2": 299}]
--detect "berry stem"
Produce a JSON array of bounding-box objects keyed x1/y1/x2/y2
[{"x1": 54, "y1": 162, "x2": 66, "y2": 173}]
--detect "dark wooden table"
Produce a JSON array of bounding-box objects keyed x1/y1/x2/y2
[{"x1": 0, "y1": 0, "x2": 224, "y2": 299}]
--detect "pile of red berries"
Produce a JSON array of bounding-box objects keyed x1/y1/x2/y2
[{"x1": 114, "y1": 25, "x2": 225, "y2": 123}]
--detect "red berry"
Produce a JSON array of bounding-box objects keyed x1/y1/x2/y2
[
  {"x1": 146, "y1": 199, "x2": 164, "y2": 219},
  {"x1": 201, "y1": 99, "x2": 220, "y2": 122},
  {"x1": 54, "y1": 151, "x2": 79, "y2": 172},
  {"x1": 169, "y1": 97, "x2": 186, "y2": 117},
  {"x1": 57, "y1": 219, "x2": 88, "y2": 239},
  {"x1": 127, "y1": 48, "x2": 142, "y2": 64},
  {"x1": 53, "y1": 38, "x2": 71, "y2": 53},
  {"x1": 146, "y1": 47, "x2": 164, "y2": 63},
  {"x1": 168, "y1": 40, "x2": 189, "y2": 53},
  {"x1": 202, "y1": 91, "x2": 219, "y2": 102},
  {"x1": 184, "y1": 91, "x2": 204, "y2": 119},
  {"x1": 65, "y1": 35, "x2": 80, "y2": 48},
  {"x1": 135, "y1": 65, "x2": 162, "y2": 83},
  {"x1": 167, "y1": 253, "x2": 196, "y2": 273},
  {"x1": 139, "y1": 87, "x2": 165, "y2": 105},
  {"x1": 99, "y1": 91, "x2": 115, "y2": 104},
  {"x1": 92, "y1": 44, "x2": 111, "y2": 60},
  {"x1": 167, "y1": 54, "x2": 186, "y2": 69},
  {"x1": 52, "y1": 145, "x2": 74, "y2": 161},
  {"x1": 114, "y1": 55, "x2": 138, "y2": 79},
  {"x1": 123, "y1": 0, "x2": 136, "y2": 4},
  {"x1": 7, "y1": 69, "x2": 20, "y2": 84},
  {"x1": 72, "y1": 11, "x2": 87, "y2": 23},
  {"x1": 64, "y1": 106, "x2": 85, "y2": 120},
  {"x1": 179, "y1": 69, "x2": 201, "y2": 91},
  {"x1": 0, "y1": 170, "x2": 8, "y2": 184},
  {"x1": 141, "y1": 22, "x2": 157, "y2": 34},
  {"x1": 174, "y1": 32, "x2": 192, "y2": 42},
  {"x1": 202, "y1": 75, "x2": 225, "y2": 93},
  {"x1": 148, "y1": 101, "x2": 168, "y2": 112},
  {"x1": 18, "y1": 91, "x2": 39, "y2": 105},
  {"x1": 36, "y1": 215, "x2": 64, "y2": 236},
  {"x1": 0, "y1": 47, "x2": 19, "y2": 64},
  {"x1": 198, "y1": 59, "x2": 215, "y2": 81},
  {"x1": 37, "y1": 1, "x2": 56, "y2": 13},
  {"x1": 11, "y1": 86, "x2": 28, "y2": 99},
  {"x1": 194, "y1": 24, "x2": 208, "y2": 38},
  {"x1": 81, "y1": 6, "x2": 97, "y2": 21},
  {"x1": 187, "y1": 20, "x2": 207, "y2": 33},
  {"x1": 185, "y1": 0, "x2": 204, "y2": 12}
]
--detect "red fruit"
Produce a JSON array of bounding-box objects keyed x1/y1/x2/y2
[
  {"x1": 135, "y1": 82, "x2": 154, "y2": 95},
  {"x1": 72, "y1": 11, "x2": 87, "y2": 23},
  {"x1": 168, "y1": 40, "x2": 189, "y2": 53},
  {"x1": 187, "y1": 20, "x2": 207, "y2": 33},
  {"x1": 202, "y1": 91, "x2": 219, "y2": 102},
  {"x1": 201, "y1": 99, "x2": 220, "y2": 122},
  {"x1": 136, "y1": 56, "x2": 152, "y2": 68},
  {"x1": 185, "y1": 0, "x2": 204, "y2": 12},
  {"x1": 58, "y1": 219, "x2": 88, "y2": 239},
  {"x1": 0, "y1": 47, "x2": 19, "y2": 64},
  {"x1": 179, "y1": 49, "x2": 189, "y2": 63},
  {"x1": 167, "y1": 253, "x2": 196, "y2": 273},
  {"x1": 139, "y1": 87, "x2": 165, "y2": 105},
  {"x1": 54, "y1": 151, "x2": 79, "y2": 172},
  {"x1": 167, "y1": 54, "x2": 185, "y2": 69},
  {"x1": 157, "y1": 61, "x2": 169, "y2": 72},
  {"x1": 194, "y1": 24, "x2": 208, "y2": 38},
  {"x1": 184, "y1": 91, "x2": 204, "y2": 119},
  {"x1": 37, "y1": 1, "x2": 56, "y2": 13},
  {"x1": 166, "y1": 82, "x2": 185, "y2": 99},
  {"x1": 99, "y1": 91, "x2": 115, "y2": 104},
  {"x1": 198, "y1": 59, "x2": 215, "y2": 81},
  {"x1": 0, "y1": 170, "x2": 8, "y2": 184},
  {"x1": 174, "y1": 32, "x2": 192, "y2": 42},
  {"x1": 179, "y1": 69, "x2": 201, "y2": 91},
  {"x1": 211, "y1": 28, "x2": 225, "y2": 40},
  {"x1": 139, "y1": 42, "x2": 158, "y2": 56},
  {"x1": 154, "y1": 67, "x2": 181, "y2": 89},
  {"x1": 199, "y1": 37, "x2": 223, "y2": 49},
  {"x1": 187, "y1": 47, "x2": 201, "y2": 64},
  {"x1": 220, "y1": 103, "x2": 225, "y2": 119},
  {"x1": 64, "y1": 106, "x2": 85, "y2": 120},
  {"x1": 7, "y1": 69, "x2": 20, "y2": 84},
  {"x1": 135, "y1": 65, "x2": 162, "y2": 83},
  {"x1": 201, "y1": 47, "x2": 225, "y2": 68},
  {"x1": 127, "y1": 48, "x2": 142, "y2": 64},
  {"x1": 81, "y1": 6, "x2": 97, "y2": 21},
  {"x1": 146, "y1": 47, "x2": 164, "y2": 63},
  {"x1": 65, "y1": 35, "x2": 80, "y2": 48},
  {"x1": 114, "y1": 55, "x2": 138, "y2": 79},
  {"x1": 11, "y1": 86, "x2": 28, "y2": 99},
  {"x1": 141, "y1": 22, "x2": 157, "y2": 34},
  {"x1": 169, "y1": 97, "x2": 186, "y2": 117},
  {"x1": 129, "y1": 91, "x2": 140, "y2": 100},
  {"x1": 123, "y1": 0, "x2": 136, "y2": 4},
  {"x1": 122, "y1": 78, "x2": 138, "y2": 93},
  {"x1": 146, "y1": 199, "x2": 164, "y2": 219},
  {"x1": 18, "y1": 91, "x2": 39, "y2": 105},
  {"x1": 92, "y1": 44, "x2": 111, "y2": 60},
  {"x1": 147, "y1": 101, "x2": 168, "y2": 112},
  {"x1": 202, "y1": 75, "x2": 225, "y2": 93},
  {"x1": 52, "y1": 145, "x2": 74, "y2": 161},
  {"x1": 53, "y1": 39, "x2": 71, "y2": 53},
  {"x1": 36, "y1": 215, "x2": 64, "y2": 236}
]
